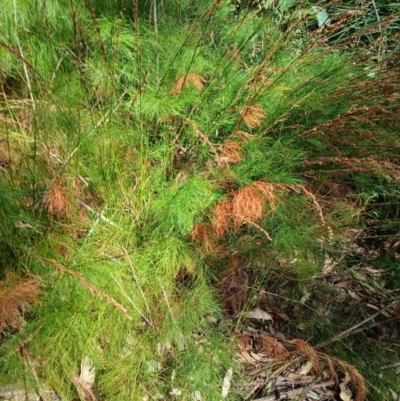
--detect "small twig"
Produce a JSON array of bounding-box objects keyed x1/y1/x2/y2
[
  {"x1": 297, "y1": 185, "x2": 326, "y2": 226},
  {"x1": 51, "y1": 51, "x2": 70, "y2": 85},
  {"x1": 183, "y1": 117, "x2": 217, "y2": 153},
  {"x1": 380, "y1": 361, "x2": 400, "y2": 371},
  {"x1": 316, "y1": 302, "x2": 396, "y2": 348},
  {"x1": 245, "y1": 220, "x2": 272, "y2": 241},
  {"x1": 351, "y1": 315, "x2": 400, "y2": 338},
  {"x1": 160, "y1": 282, "x2": 186, "y2": 350},
  {"x1": 370, "y1": 0, "x2": 383, "y2": 61},
  {"x1": 111, "y1": 276, "x2": 152, "y2": 327},
  {"x1": 122, "y1": 245, "x2": 154, "y2": 329},
  {"x1": 76, "y1": 199, "x2": 118, "y2": 227},
  {"x1": 37, "y1": 257, "x2": 133, "y2": 321},
  {"x1": 13, "y1": 0, "x2": 36, "y2": 113},
  {"x1": 160, "y1": 283, "x2": 176, "y2": 324}
]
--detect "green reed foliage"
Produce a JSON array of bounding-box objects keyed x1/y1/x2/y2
[{"x1": 0, "y1": 1, "x2": 399, "y2": 400}]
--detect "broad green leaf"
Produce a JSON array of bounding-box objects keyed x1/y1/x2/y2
[
  {"x1": 316, "y1": 8, "x2": 329, "y2": 27},
  {"x1": 279, "y1": 0, "x2": 296, "y2": 12}
]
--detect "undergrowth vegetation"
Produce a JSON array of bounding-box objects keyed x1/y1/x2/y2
[{"x1": 0, "y1": 0, "x2": 399, "y2": 400}]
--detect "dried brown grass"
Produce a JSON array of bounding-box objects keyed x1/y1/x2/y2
[
  {"x1": 211, "y1": 200, "x2": 233, "y2": 238},
  {"x1": 190, "y1": 223, "x2": 215, "y2": 253},
  {"x1": 289, "y1": 338, "x2": 321, "y2": 376},
  {"x1": 260, "y1": 335, "x2": 287, "y2": 360},
  {"x1": 301, "y1": 67, "x2": 400, "y2": 183},
  {"x1": 170, "y1": 73, "x2": 205, "y2": 95},
  {"x1": 237, "y1": 334, "x2": 367, "y2": 400},
  {"x1": 191, "y1": 182, "x2": 285, "y2": 252},
  {"x1": 0, "y1": 272, "x2": 41, "y2": 337},
  {"x1": 334, "y1": 358, "x2": 367, "y2": 401},
  {"x1": 212, "y1": 182, "x2": 284, "y2": 238},
  {"x1": 216, "y1": 257, "x2": 249, "y2": 314},
  {"x1": 44, "y1": 185, "x2": 71, "y2": 218},
  {"x1": 240, "y1": 105, "x2": 266, "y2": 129},
  {"x1": 216, "y1": 140, "x2": 242, "y2": 165},
  {"x1": 303, "y1": 156, "x2": 400, "y2": 180}
]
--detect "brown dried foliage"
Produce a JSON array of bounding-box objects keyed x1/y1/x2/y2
[
  {"x1": 304, "y1": 156, "x2": 400, "y2": 180},
  {"x1": 240, "y1": 105, "x2": 266, "y2": 129},
  {"x1": 216, "y1": 258, "x2": 249, "y2": 314},
  {"x1": 0, "y1": 272, "x2": 41, "y2": 337},
  {"x1": 212, "y1": 182, "x2": 284, "y2": 238},
  {"x1": 191, "y1": 182, "x2": 285, "y2": 253},
  {"x1": 216, "y1": 140, "x2": 242, "y2": 165},
  {"x1": 231, "y1": 185, "x2": 266, "y2": 228},
  {"x1": 190, "y1": 223, "x2": 215, "y2": 253},
  {"x1": 192, "y1": 181, "x2": 328, "y2": 252},
  {"x1": 335, "y1": 359, "x2": 367, "y2": 401},
  {"x1": 212, "y1": 200, "x2": 233, "y2": 238},
  {"x1": 302, "y1": 67, "x2": 400, "y2": 181},
  {"x1": 170, "y1": 73, "x2": 205, "y2": 95},
  {"x1": 260, "y1": 335, "x2": 287, "y2": 360},
  {"x1": 44, "y1": 185, "x2": 71, "y2": 218},
  {"x1": 289, "y1": 338, "x2": 321, "y2": 376},
  {"x1": 238, "y1": 334, "x2": 366, "y2": 401}
]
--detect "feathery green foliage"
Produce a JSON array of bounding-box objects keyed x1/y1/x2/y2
[{"x1": 0, "y1": 0, "x2": 399, "y2": 400}]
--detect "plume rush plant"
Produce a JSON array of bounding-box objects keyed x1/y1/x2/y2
[{"x1": 0, "y1": 0, "x2": 398, "y2": 399}]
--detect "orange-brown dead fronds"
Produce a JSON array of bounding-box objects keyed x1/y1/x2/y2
[
  {"x1": 191, "y1": 223, "x2": 215, "y2": 253},
  {"x1": 303, "y1": 157, "x2": 400, "y2": 181},
  {"x1": 216, "y1": 258, "x2": 249, "y2": 314},
  {"x1": 208, "y1": 182, "x2": 285, "y2": 240},
  {"x1": 289, "y1": 338, "x2": 321, "y2": 376},
  {"x1": 334, "y1": 359, "x2": 367, "y2": 401},
  {"x1": 170, "y1": 73, "x2": 205, "y2": 95},
  {"x1": 237, "y1": 334, "x2": 366, "y2": 401},
  {"x1": 212, "y1": 200, "x2": 233, "y2": 238},
  {"x1": 250, "y1": 182, "x2": 284, "y2": 214},
  {"x1": 236, "y1": 130, "x2": 253, "y2": 140},
  {"x1": 240, "y1": 105, "x2": 266, "y2": 129},
  {"x1": 261, "y1": 335, "x2": 287, "y2": 359},
  {"x1": 216, "y1": 140, "x2": 242, "y2": 165},
  {"x1": 231, "y1": 185, "x2": 265, "y2": 229},
  {"x1": 44, "y1": 185, "x2": 71, "y2": 218},
  {"x1": 0, "y1": 272, "x2": 41, "y2": 337}
]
